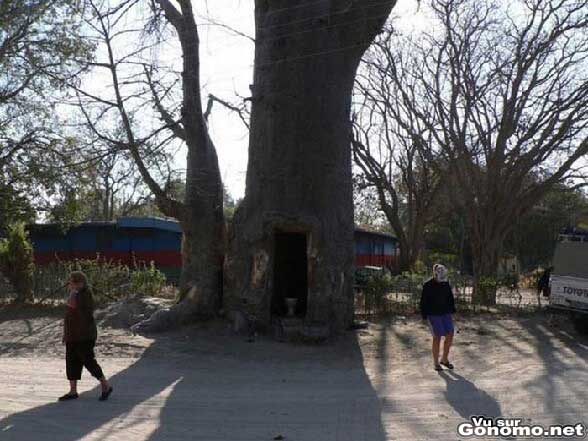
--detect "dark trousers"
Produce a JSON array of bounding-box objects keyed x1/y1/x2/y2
[{"x1": 65, "y1": 340, "x2": 104, "y2": 381}]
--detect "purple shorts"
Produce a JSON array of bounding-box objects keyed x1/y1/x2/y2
[{"x1": 428, "y1": 314, "x2": 454, "y2": 337}]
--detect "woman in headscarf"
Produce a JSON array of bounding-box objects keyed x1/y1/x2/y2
[{"x1": 420, "y1": 264, "x2": 456, "y2": 371}]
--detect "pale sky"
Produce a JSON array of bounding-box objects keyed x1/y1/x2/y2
[
  {"x1": 195, "y1": 0, "x2": 426, "y2": 199},
  {"x1": 197, "y1": 1, "x2": 255, "y2": 200},
  {"x1": 76, "y1": 0, "x2": 586, "y2": 203},
  {"x1": 73, "y1": 0, "x2": 428, "y2": 201}
]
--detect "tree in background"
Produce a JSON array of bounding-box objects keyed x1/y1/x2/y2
[
  {"x1": 353, "y1": 176, "x2": 387, "y2": 228},
  {"x1": 0, "y1": 184, "x2": 35, "y2": 235},
  {"x1": 0, "y1": 1, "x2": 93, "y2": 228},
  {"x1": 507, "y1": 185, "x2": 588, "y2": 270},
  {"x1": 223, "y1": 185, "x2": 241, "y2": 220},
  {"x1": 0, "y1": 223, "x2": 35, "y2": 303},
  {"x1": 47, "y1": 137, "x2": 172, "y2": 225},
  {"x1": 76, "y1": 148, "x2": 153, "y2": 222},
  {"x1": 68, "y1": 0, "x2": 224, "y2": 327},
  {"x1": 419, "y1": 183, "x2": 588, "y2": 275},
  {"x1": 379, "y1": 0, "x2": 588, "y2": 303},
  {"x1": 352, "y1": 28, "x2": 447, "y2": 272}
]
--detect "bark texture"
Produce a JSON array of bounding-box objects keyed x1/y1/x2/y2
[{"x1": 225, "y1": 0, "x2": 396, "y2": 333}]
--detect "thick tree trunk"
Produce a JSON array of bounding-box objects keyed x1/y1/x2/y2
[
  {"x1": 133, "y1": 112, "x2": 224, "y2": 333},
  {"x1": 396, "y1": 238, "x2": 418, "y2": 273},
  {"x1": 131, "y1": 0, "x2": 224, "y2": 332},
  {"x1": 179, "y1": 136, "x2": 224, "y2": 316},
  {"x1": 397, "y1": 243, "x2": 411, "y2": 273},
  {"x1": 384, "y1": 210, "x2": 422, "y2": 273},
  {"x1": 470, "y1": 225, "x2": 501, "y2": 306},
  {"x1": 224, "y1": 1, "x2": 396, "y2": 334},
  {"x1": 381, "y1": 202, "x2": 415, "y2": 273},
  {"x1": 405, "y1": 224, "x2": 426, "y2": 272}
]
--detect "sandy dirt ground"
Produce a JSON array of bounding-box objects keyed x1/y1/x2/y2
[{"x1": 0, "y1": 305, "x2": 587, "y2": 441}]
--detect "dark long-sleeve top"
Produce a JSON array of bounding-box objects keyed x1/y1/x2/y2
[
  {"x1": 419, "y1": 279, "x2": 456, "y2": 319},
  {"x1": 537, "y1": 270, "x2": 551, "y2": 291},
  {"x1": 63, "y1": 287, "x2": 98, "y2": 343}
]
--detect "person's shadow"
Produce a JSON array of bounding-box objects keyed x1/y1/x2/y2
[
  {"x1": 438, "y1": 370, "x2": 502, "y2": 421},
  {"x1": 0, "y1": 340, "x2": 180, "y2": 441}
]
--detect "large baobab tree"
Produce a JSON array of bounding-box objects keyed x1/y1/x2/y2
[
  {"x1": 224, "y1": 1, "x2": 397, "y2": 332},
  {"x1": 379, "y1": 0, "x2": 588, "y2": 303},
  {"x1": 77, "y1": 0, "x2": 397, "y2": 332}
]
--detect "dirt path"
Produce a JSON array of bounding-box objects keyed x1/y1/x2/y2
[{"x1": 1, "y1": 308, "x2": 587, "y2": 440}]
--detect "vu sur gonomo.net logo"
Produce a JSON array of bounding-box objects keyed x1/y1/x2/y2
[{"x1": 457, "y1": 416, "x2": 586, "y2": 438}]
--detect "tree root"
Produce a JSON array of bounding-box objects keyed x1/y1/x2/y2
[
  {"x1": 131, "y1": 285, "x2": 217, "y2": 333},
  {"x1": 130, "y1": 302, "x2": 196, "y2": 333}
]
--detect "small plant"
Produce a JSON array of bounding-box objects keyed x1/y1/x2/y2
[
  {"x1": 32, "y1": 257, "x2": 170, "y2": 304},
  {"x1": 62, "y1": 258, "x2": 131, "y2": 304},
  {"x1": 364, "y1": 270, "x2": 394, "y2": 316},
  {"x1": 0, "y1": 223, "x2": 35, "y2": 303},
  {"x1": 34, "y1": 258, "x2": 131, "y2": 304},
  {"x1": 473, "y1": 276, "x2": 499, "y2": 306},
  {"x1": 131, "y1": 261, "x2": 166, "y2": 297},
  {"x1": 413, "y1": 259, "x2": 428, "y2": 274}
]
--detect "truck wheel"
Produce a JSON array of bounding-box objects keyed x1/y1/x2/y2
[{"x1": 572, "y1": 314, "x2": 588, "y2": 335}]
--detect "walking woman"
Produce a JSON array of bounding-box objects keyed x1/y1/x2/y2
[
  {"x1": 420, "y1": 264, "x2": 456, "y2": 371},
  {"x1": 59, "y1": 271, "x2": 113, "y2": 401}
]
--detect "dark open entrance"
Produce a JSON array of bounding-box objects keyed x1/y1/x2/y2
[{"x1": 272, "y1": 232, "x2": 308, "y2": 318}]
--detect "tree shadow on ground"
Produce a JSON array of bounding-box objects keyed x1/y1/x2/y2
[
  {"x1": 457, "y1": 313, "x2": 588, "y2": 424},
  {"x1": 0, "y1": 324, "x2": 387, "y2": 441},
  {"x1": 519, "y1": 316, "x2": 588, "y2": 421},
  {"x1": 1, "y1": 342, "x2": 178, "y2": 441}
]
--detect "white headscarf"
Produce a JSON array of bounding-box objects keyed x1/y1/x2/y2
[{"x1": 433, "y1": 264, "x2": 448, "y2": 282}]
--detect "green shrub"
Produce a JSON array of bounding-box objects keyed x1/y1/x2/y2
[
  {"x1": 33, "y1": 258, "x2": 168, "y2": 303},
  {"x1": 66, "y1": 258, "x2": 132, "y2": 303},
  {"x1": 390, "y1": 272, "x2": 428, "y2": 312},
  {"x1": 42, "y1": 258, "x2": 132, "y2": 304},
  {"x1": 362, "y1": 270, "x2": 391, "y2": 316},
  {"x1": 413, "y1": 259, "x2": 428, "y2": 274},
  {"x1": 472, "y1": 276, "x2": 499, "y2": 306},
  {"x1": 131, "y1": 261, "x2": 166, "y2": 296},
  {"x1": 0, "y1": 223, "x2": 35, "y2": 303}
]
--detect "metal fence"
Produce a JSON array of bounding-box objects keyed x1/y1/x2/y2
[
  {"x1": 0, "y1": 259, "x2": 160, "y2": 305},
  {"x1": 354, "y1": 274, "x2": 541, "y2": 318},
  {"x1": 31, "y1": 261, "x2": 133, "y2": 304}
]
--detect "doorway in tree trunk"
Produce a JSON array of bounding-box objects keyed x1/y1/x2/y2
[{"x1": 272, "y1": 232, "x2": 308, "y2": 319}]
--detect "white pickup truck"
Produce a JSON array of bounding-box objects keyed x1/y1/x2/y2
[{"x1": 549, "y1": 239, "x2": 588, "y2": 334}]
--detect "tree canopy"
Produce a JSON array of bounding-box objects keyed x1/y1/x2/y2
[{"x1": 0, "y1": 0, "x2": 93, "y2": 229}]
